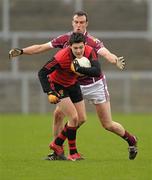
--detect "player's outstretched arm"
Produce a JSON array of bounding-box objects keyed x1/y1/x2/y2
[
  {"x1": 98, "y1": 47, "x2": 125, "y2": 70},
  {"x1": 9, "y1": 42, "x2": 52, "y2": 59}
]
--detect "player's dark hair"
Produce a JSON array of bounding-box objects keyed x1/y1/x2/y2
[
  {"x1": 73, "y1": 10, "x2": 88, "y2": 22},
  {"x1": 69, "y1": 32, "x2": 86, "y2": 45}
]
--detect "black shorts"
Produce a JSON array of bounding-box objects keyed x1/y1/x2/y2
[{"x1": 53, "y1": 82, "x2": 83, "y2": 103}]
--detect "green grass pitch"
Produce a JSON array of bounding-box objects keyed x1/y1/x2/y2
[{"x1": 0, "y1": 113, "x2": 151, "y2": 180}]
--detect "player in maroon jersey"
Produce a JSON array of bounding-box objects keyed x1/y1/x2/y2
[
  {"x1": 38, "y1": 32, "x2": 101, "y2": 160},
  {"x1": 9, "y1": 11, "x2": 137, "y2": 160}
]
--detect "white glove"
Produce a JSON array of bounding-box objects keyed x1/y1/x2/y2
[
  {"x1": 116, "y1": 57, "x2": 125, "y2": 70},
  {"x1": 9, "y1": 48, "x2": 23, "y2": 59}
]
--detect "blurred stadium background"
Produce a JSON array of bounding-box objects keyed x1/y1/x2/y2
[{"x1": 0, "y1": 0, "x2": 152, "y2": 114}]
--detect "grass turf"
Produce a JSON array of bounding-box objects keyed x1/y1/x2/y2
[{"x1": 0, "y1": 113, "x2": 151, "y2": 180}]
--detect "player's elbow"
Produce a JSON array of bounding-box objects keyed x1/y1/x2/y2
[
  {"x1": 38, "y1": 68, "x2": 48, "y2": 89},
  {"x1": 93, "y1": 68, "x2": 101, "y2": 77},
  {"x1": 91, "y1": 61, "x2": 101, "y2": 77},
  {"x1": 95, "y1": 68, "x2": 101, "y2": 77},
  {"x1": 38, "y1": 68, "x2": 45, "y2": 81}
]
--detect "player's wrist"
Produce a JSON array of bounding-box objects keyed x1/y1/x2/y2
[
  {"x1": 15, "y1": 48, "x2": 23, "y2": 55},
  {"x1": 115, "y1": 58, "x2": 118, "y2": 64},
  {"x1": 47, "y1": 91, "x2": 60, "y2": 104},
  {"x1": 73, "y1": 59, "x2": 80, "y2": 72},
  {"x1": 20, "y1": 49, "x2": 23, "y2": 54},
  {"x1": 47, "y1": 91, "x2": 54, "y2": 95}
]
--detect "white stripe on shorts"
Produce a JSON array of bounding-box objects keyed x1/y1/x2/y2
[{"x1": 80, "y1": 75, "x2": 110, "y2": 104}]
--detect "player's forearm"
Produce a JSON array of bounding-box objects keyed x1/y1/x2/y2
[
  {"x1": 23, "y1": 44, "x2": 50, "y2": 55},
  {"x1": 104, "y1": 53, "x2": 117, "y2": 64},
  {"x1": 9, "y1": 43, "x2": 52, "y2": 59},
  {"x1": 98, "y1": 47, "x2": 125, "y2": 70},
  {"x1": 98, "y1": 47, "x2": 117, "y2": 64},
  {"x1": 77, "y1": 61, "x2": 101, "y2": 77},
  {"x1": 38, "y1": 66, "x2": 57, "y2": 93},
  {"x1": 38, "y1": 59, "x2": 60, "y2": 93},
  {"x1": 38, "y1": 68, "x2": 52, "y2": 93}
]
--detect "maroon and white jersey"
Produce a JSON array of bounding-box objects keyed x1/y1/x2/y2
[
  {"x1": 49, "y1": 32, "x2": 104, "y2": 85},
  {"x1": 50, "y1": 32, "x2": 104, "y2": 53}
]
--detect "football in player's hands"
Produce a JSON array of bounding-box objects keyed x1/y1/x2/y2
[
  {"x1": 75, "y1": 56, "x2": 91, "y2": 68},
  {"x1": 71, "y1": 56, "x2": 91, "y2": 76}
]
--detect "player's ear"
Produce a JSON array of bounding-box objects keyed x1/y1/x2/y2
[
  {"x1": 72, "y1": 20, "x2": 74, "y2": 27},
  {"x1": 86, "y1": 21, "x2": 88, "y2": 28}
]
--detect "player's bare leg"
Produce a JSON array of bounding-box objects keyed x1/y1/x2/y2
[
  {"x1": 47, "y1": 100, "x2": 87, "y2": 160},
  {"x1": 53, "y1": 106, "x2": 65, "y2": 139},
  {"x1": 95, "y1": 101, "x2": 138, "y2": 160},
  {"x1": 45, "y1": 106, "x2": 65, "y2": 160},
  {"x1": 74, "y1": 100, "x2": 87, "y2": 127},
  {"x1": 53, "y1": 101, "x2": 86, "y2": 139},
  {"x1": 95, "y1": 101, "x2": 125, "y2": 136},
  {"x1": 49, "y1": 97, "x2": 78, "y2": 160},
  {"x1": 67, "y1": 99, "x2": 86, "y2": 160},
  {"x1": 49, "y1": 98, "x2": 85, "y2": 161}
]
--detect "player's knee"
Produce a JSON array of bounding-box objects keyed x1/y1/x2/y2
[
  {"x1": 78, "y1": 120, "x2": 85, "y2": 127},
  {"x1": 102, "y1": 122, "x2": 113, "y2": 131},
  {"x1": 78, "y1": 114, "x2": 87, "y2": 126},
  {"x1": 69, "y1": 113, "x2": 79, "y2": 127},
  {"x1": 53, "y1": 108, "x2": 65, "y2": 122}
]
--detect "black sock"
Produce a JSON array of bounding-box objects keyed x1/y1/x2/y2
[
  {"x1": 54, "y1": 123, "x2": 67, "y2": 146},
  {"x1": 67, "y1": 125, "x2": 78, "y2": 155}
]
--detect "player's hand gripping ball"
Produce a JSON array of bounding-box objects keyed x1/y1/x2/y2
[
  {"x1": 75, "y1": 56, "x2": 91, "y2": 68},
  {"x1": 71, "y1": 56, "x2": 91, "y2": 76}
]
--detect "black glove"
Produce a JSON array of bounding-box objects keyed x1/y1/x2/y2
[{"x1": 71, "y1": 59, "x2": 81, "y2": 72}]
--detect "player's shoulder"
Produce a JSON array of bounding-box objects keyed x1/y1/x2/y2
[
  {"x1": 55, "y1": 47, "x2": 70, "y2": 58},
  {"x1": 86, "y1": 32, "x2": 101, "y2": 45},
  {"x1": 85, "y1": 44, "x2": 93, "y2": 51},
  {"x1": 51, "y1": 32, "x2": 72, "y2": 48},
  {"x1": 56, "y1": 31, "x2": 72, "y2": 40}
]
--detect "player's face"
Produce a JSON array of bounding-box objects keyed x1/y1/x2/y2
[
  {"x1": 72, "y1": 15, "x2": 88, "y2": 34},
  {"x1": 70, "y1": 42, "x2": 85, "y2": 59}
]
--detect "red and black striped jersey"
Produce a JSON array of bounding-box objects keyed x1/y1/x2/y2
[
  {"x1": 48, "y1": 45, "x2": 97, "y2": 87},
  {"x1": 50, "y1": 32, "x2": 104, "y2": 85}
]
